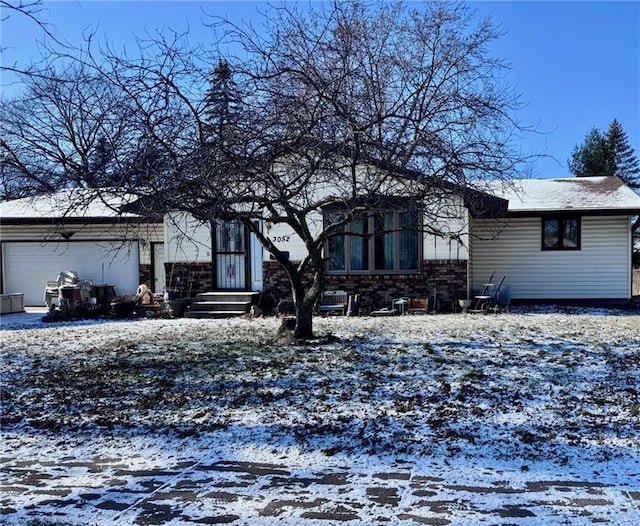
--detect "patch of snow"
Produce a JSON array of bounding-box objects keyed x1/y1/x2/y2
[
  {"x1": 485, "y1": 176, "x2": 640, "y2": 212},
  {"x1": 1, "y1": 308, "x2": 639, "y2": 524}
]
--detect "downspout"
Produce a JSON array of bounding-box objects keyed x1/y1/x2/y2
[
  {"x1": 627, "y1": 216, "x2": 634, "y2": 303},
  {"x1": 466, "y1": 208, "x2": 472, "y2": 301},
  {"x1": 211, "y1": 220, "x2": 217, "y2": 291}
]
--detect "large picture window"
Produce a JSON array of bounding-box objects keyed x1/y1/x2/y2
[
  {"x1": 542, "y1": 216, "x2": 581, "y2": 250},
  {"x1": 326, "y1": 210, "x2": 420, "y2": 273}
]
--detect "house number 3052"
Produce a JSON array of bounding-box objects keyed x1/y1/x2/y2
[{"x1": 270, "y1": 235, "x2": 291, "y2": 243}]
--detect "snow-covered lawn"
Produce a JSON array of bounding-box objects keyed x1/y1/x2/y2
[{"x1": 1, "y1": 308, "x2": 639, "y2": 525}]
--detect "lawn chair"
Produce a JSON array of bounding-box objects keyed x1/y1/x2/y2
[
  {"x1": 317, "y1": 290, "x2": 348, "y2": 315},
  {"x1": 407, "y1": 297, "x2": 429, "y2": 314},
  {"x1": 470, "y1": 274, "x2": 506, "y2": 314}
]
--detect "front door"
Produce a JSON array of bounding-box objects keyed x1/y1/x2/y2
[
  {"x1": 152, "y1": 242, "x2": 165, "y2": 294},
  {"x1": 215, "y1": 221, "x2": 247, "y2": 289}
]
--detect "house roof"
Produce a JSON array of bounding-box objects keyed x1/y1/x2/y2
[
  {"x1": 0, "y1": 189, "x2": 159, "y2": 225},
  {"x1": 482, "y1": 176, "x2": 640, "y2": 216},
  {"x1": 3, "y1": 176, "x2": 639, "y2": 225}
]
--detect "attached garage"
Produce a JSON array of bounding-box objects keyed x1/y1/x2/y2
[
  {"x1": 3, "y1": 241, "x2": 140, "y2": 306},
  {"x1": 0, "y1": 189, "x2": 164, "y2": 307}
]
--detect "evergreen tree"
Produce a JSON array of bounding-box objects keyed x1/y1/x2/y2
[
  {"x1": 606, "y1": 118, "x2": 640, "y2": 189},
  {"x1": 127, "y1": 136, "x2": 168, "y2": 186},
  {"x1": 202, "y1": 59, "x2": 240, "y2": 148},
  {"x1": 568, "y1": 127, "x2": 610, "y2": 177},
  {"x1": 88, "y1": 136, "x2": 115, "y2": 187},
  {"x1": 569, "y1": 119, "x2": 640, "y2": 188}
]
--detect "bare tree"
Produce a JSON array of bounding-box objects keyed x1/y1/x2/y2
[
  {"x1": 0, "y1": 62, "x2": 140, "y2": 198},
  {"x1": 3, "y1": 0, "x2": 529, "y2": 338},
  {"x1": 1, "y1": 0, "x2": 69, "y2": 63},
  {"x1": 1, "y1": 1, "x2": 47, "y2": 41}
]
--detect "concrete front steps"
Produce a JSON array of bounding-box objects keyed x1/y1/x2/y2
[{"x1": 185, "y1": 291, "x2": 259, "y2": 319}]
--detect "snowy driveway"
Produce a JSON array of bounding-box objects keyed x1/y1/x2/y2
[{"x1": 1, "y1": 308, "x2": 639, "y2": 525}]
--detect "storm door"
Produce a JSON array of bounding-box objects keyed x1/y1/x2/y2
[{"x1": 215, "y1": 221, "x2": 248, "y2": 289}]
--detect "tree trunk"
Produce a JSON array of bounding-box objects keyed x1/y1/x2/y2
[
  {"x1": 288, "y1": 267, "x2": 323, "y2": 340},
  {"x1": 293, "y1": 301, "x2": 314, "y2": 340}
]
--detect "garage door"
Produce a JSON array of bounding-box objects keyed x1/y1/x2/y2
[{"x1": 3, "y1": 241, "x2": 140, "y2": 306}]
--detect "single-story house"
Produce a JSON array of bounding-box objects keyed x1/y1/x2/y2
[
  {"x1": 2, "y1": 176, "x2": 639, "y2": 309},
  {"x1": 161, "y1": 175, "x2": 640, "y2": 311}
]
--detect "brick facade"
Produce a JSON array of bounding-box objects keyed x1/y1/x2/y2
[
  {"x1": 262, "y1": 259, "x2": 468, "y2": 314},
  {"x1": 139, "y1": 263, "x2": 212, "y2": 297},
  {"x1": 162, "y1": 263, "x2": 214, "y2": 298},
  {"x1": 138, "y1": 264, "x2": 152, "y2": 289},
  {"x1": 159, "y1": 259, "x2": 469, "y2": 313}
]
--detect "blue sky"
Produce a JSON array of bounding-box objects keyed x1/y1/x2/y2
[{"x1": 1, "y1": 1, "x2": 638, "y2": 179}]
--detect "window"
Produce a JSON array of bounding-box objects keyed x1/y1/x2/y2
[
  {"x1": 542, "y1": 216, "x2": 580, "y2": 250},
  {"x1": 326, "y1": 210, "x2": 421, "y2": 273}
]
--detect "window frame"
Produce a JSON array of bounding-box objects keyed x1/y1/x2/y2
[
  {"x1": 325, "y1": 209, "x2": 422, "y2": 274},
  {"x1": 541, "y1": 214, "x2": 581, "y2": 251}
]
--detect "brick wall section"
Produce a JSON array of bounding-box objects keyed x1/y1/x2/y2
[
  {"x1": 163, "y1": 263, "x2": 214, "y2": 298},
  {"x1": 138, "y1": 265, "x2": 151, "y2": 290},
  {"x1": 262, "y1": 260, "x2": 299, "y2": 306},
  {"x1": 136, "y1": 263, "x2": 213, "y2": 297},
  {"x1": 262, "y1": 259, "x2": 468, "y2": 313},
  {"x1": 159, "y1": 259, "x2": 468, "y2": 311}
]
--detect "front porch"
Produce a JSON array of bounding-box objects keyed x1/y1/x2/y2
[{"x1": 185, "y1": 291, "x2": 260, "y2": 319}]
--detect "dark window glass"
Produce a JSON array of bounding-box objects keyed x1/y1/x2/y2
[
  {"x1": 349, "y1": 217, "x2": 368, "y2": 271},
  {"x1": 374, "y1": 212, "x2": 394, "y2": 271},
  {"x1": 543, "y1": 219, "x2": 560, "y2": 249},
  {"x1": 542, "y1": 216, "x2": 580, "y2": 250},
  {"x1": 563, "y1": 218, "x2": 579, "y2": 248},
  {"x1": 326, "y1": 210, "x2": 420, "y2": 273},
  {"x1": 399, "y1": 211, "x2": 419, "y2": 270},
  {"x1": 327, "y1": 213, "x2": 346, "y2": 271}
]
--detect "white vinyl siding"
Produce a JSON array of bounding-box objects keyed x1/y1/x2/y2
[
  {"x1": 265, "y1": 221, "x2": 307, "y2": 261},
  {"x1": 0, "y1": 223, "x2": 162, "y2": 266},
  {"x1": 423, "y1": 201, "x2": 469, "y2": 261},
  {"x1": 470, "y1": 216, "x2": 632, "y2": 300},
  {"x1": 0, "y1": 223, "x2": 161, "y2": 243},
  {"x1": 165, "y1": 212, "x2": 212, "y2": 263},
  {"x1": 424, "y1": 229, "x2": 469, "y2": 261}
]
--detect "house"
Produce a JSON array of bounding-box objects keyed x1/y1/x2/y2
[
  {"x1": 163, "y1": 194, "x2": 472, "y2": 313},
  {"x1": 162, "y1": 176, "x2": 640, "y2": 312},
  {"x1": 3, "y1": 176, "x2": 639, "y2": 310},
  {"x1": 0, "y1": 190, "x2": 163, "y2": 306}
]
